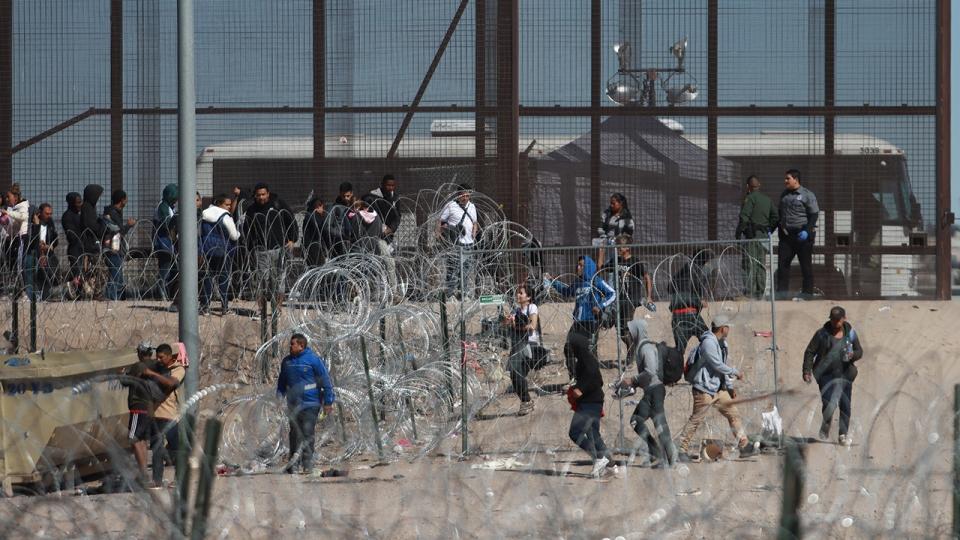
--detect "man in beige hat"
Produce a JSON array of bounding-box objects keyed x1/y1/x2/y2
[{"x1": 676, "y1": 314, "x2": 748, "y2": 460}]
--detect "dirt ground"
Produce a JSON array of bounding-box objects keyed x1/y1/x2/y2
[{"x1": 0, "y1": 298, "x2": 956, "y2": 539}]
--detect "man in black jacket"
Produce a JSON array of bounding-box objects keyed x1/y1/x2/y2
[
  {"x1": 803, "y1": 306, "x2": 863, "y2": 446},
  {"x1": 61, "y1": 192, "x2": 84, "y2": 281},
  {"x1": 566, "y1": 331, "x2": 615, "y2": 478},
  {"x1": 103, "y1": 190, "x2": 137, "y2": 300},
  {"x1": 322, "y1": 182, "x2": 356, "y2": 258},
  {"x1": 243, "y1": 183, "x2": 298, "y2": 310},
  {"x1": 363, "y1": 174, "x2": 401, "y2": 248},
  {"x1": 301, "y1": 197, "x2": 327, "y2": 267}
]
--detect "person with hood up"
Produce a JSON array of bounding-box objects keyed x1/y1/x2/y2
[
  {"x1": 276, "y1": 333, "x2": 336, "y2": 474},
  {"x1": 566, "y1": 331, "x2": 616, "y2": 479},
  {"x1": 615, "y1": 319, "x2": 678, "y2": 467},
  {"x1": 200, "y1": 194, "x2": 241, "y2": 314},
  {"x1": 669, "y1": 250, "x2": 712, "y2": 355},
  {"x1": 675, "y1": 315, "x2": 748, "y2": 460},
  {"x1": 61, "y1": 192, "x2": 84, "y2": 282},
  {"x1": 153, "y1": 183, "x2": 179, "y2": 308},
  {"x1": 544, "y1": 255, "x2": 616, "y2": 380},
  {"x1": 803, "y1": 306, "x2": 863, "y2": 446},
  {"x1": 79, "y1": 184, "x2": 106, "y2": 259},
  {"x1": 302, "y1": 197, "x2": 327, "y2": 267}
]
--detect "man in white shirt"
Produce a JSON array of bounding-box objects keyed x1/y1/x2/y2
[{"x1": 437, "y1": 185, "x2": 479, "y2": 298}]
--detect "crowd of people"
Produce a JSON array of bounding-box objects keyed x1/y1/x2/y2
[{"x1": 0, "y1": 174, "x2": 404, "y2": 312}]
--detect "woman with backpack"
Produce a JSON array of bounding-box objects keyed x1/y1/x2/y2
[
  {"x1": 199, "y1": 194, "x2": 240, "y2": 314},
  {"x1": 502, "y1": 284, "x2": 546, "y2": 416}
]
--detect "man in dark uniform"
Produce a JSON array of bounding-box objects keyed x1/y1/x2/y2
[
  {"x1": 735, "y1": 175, "x2": 779, "y2": 299},
  {"x1": 777, "y1": 169, "x2": 820, "y2": 298}
]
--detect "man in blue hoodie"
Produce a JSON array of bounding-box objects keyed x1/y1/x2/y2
[
  {"x1": 675, "y1": 315, "x2": 748, "y2": 460},
  {"x1": 276, "y1": 333, "x2": 336, "y2": 473},
  {"x1": 545, "y1": 255, "x2": 616, "y2": 379}
]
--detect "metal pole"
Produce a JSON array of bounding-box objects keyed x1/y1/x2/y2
[
  {"x1": 439, "y1": 290, "x2": 454, "y2": 408},
  {"x1": 359, "y1": 337, "x2": 384, "y2": 461},
  {"x1": 954, "y1": 383, "x2": 960, "y2": 539},
  {"x1": 190, "y1": 418, "x2": 222, "y2": 540},
  {"x1": 28, "y1": 265, "x2": 36, "y2": 352},
  {"x1": 110, "y1": 0, "x2": 123, "y2": 195},
  {"x1": 459, "y1": 246, "x2": 468, "y2": 454},
  {"x1": 0, "y1": 0, "x2": 12, "y2": 195},
  {"x1": 935, "y1": 0, "x2": 953, "y2": 300},
  {"x1": 176, "y1": 0, "x2": 199, "y2": 517},
  {"x1": 767, "y1": 235, "x2": 782, "y2": 447},
  {"x1": 9, "y1": 289, "x2": 17, "y2": 353},
  {"x1": 613, "y1": 246, "x2": 625, "y2": 451},
  {"x1": 778, "y1": 442, "x2": 805, "y2": 540}
]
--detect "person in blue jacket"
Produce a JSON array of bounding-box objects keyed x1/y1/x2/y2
[
  {"x1": 545, "y1": 255, "x2": 616, "y2": 380},
  {"x1": 276, "y1": 333, "x2": 336, "y2": 473}
]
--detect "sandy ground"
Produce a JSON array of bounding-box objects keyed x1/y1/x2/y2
[{"x1": 0, "y1": 298, "x2": 956, "y2": 538}]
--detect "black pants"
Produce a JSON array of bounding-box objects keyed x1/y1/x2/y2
[
  {"x1": 630, "y1": 384, "x2": 676, "y2": 465},
  {"x1": 672, "y1": 312, "x2": 707, "y2": 355},
  {"x1": 508, "y1": 340, "x2": 533, "y2": 402},
  {"x1": 288, "y1": 406, "x2": 321, "y2": 472},
  {"x1": 777, "y1": 230, "x2": 814, "y2": 295},
  {"x1": 617, "y1": 305, "x2": 637, "y2": 351},
  {"x1": 818, "y1": 365, "x2": 857, "y2": 437},
  {"x1": 151, "y1": 418, "x2": 180, "y2": 486},
  {"x1": 564, "y1": 321, "x2": 598, "y2": 378},
  {"x1": 568, "y1": 401, "x2": 610, "y2": 461}
]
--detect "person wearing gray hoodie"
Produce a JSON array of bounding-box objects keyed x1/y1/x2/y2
[
  {"x1": 616, "y1": 319, "x2": 677, "y2": 467},
  {"x1": 675, "y1": 315, "x2": 748, "y2": 459}
]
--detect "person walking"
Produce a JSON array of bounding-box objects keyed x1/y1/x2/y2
[
  {"x1": 276, "y1": 333, "x2": 336, "y2": 474},
  {"x1": 616, "y1": 319, "x2": 677, "y2": 467},
  {"x1": 545, "y1": 255, "x2": 616, "y2": 379},
  {"x1": 103, "y1": 190, "x2": 137, "y2": 300},
  {"x1": 803, "y1": 306, "x2": 863, "y2": 446},
  {"x1": 565, "y1": 331, "x2": 615, "y2": 478},
  {"x1": 502, "y1": 284, "x2": 544, "y2": 416},
  {"x1": 669, "y1": 251, "x2": 711, "y2": 355},
  {"x1": 599, "y1": 234, "x2": 656, "y2": 352},
  {"x1": 776, "y1": 169, "x2": 820, "y2": 298},
  {"x1": 675, "y1": 315, "x2": 748, "y2": 460},
  {"x1": 735, "y1": 175, "x2": 778, "y2": 299},
  {"x1": 200, "y1": 194, "x2": 240, "y2": 314},
  {"x1": 61, "y1": 192, "x2": 84, "y2": 285}
]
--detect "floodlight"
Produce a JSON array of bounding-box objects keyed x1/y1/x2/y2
[
  {"x1": 669, "y1": 37, "x2": 688, "y2": 69},
  {"x1": 613, "y1": 41, "x2": 632, "y2": 71},
  {"x1": 665, "y1": 84, "x2": 698, "y2": 105},
  {"x1": 605, "y1": 73, "x2": 642, "y2": 105}
]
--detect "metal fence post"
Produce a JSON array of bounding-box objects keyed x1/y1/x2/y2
[
  {"x1": 359, "y1": 337, "x2": 384, "y2": 461},
  {"x1": 9, "y1": 291, "x2": 18, "y2": 353},
  {"x1": 28, "y1": 264, "x2": 36, "y2": 352},
  {"x1": 438, "y1": 290, "x2": 454, "y2": 409},
  {"x1": 767, "y1": 235, "x2": 782, "y2": 448},
  {"x1": 189, "y1": 418, "x2": 222, "y2": 540},
  {"x1": 612, "y1": 244, "x2": 625, "y2": 451},
  {"x1": 459, "y1": 245, "x2": 468, "y2": 454},
  {"x1": 953, "y1": 383, "x2": 959, "y2": 539},
  {"x1": 778, "y1": 442, "x2": 805, "y2": 540}
]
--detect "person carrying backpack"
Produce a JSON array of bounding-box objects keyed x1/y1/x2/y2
[
  {"x1": 501, "y1": 284, "x2": 547, "y2": 416},
  {"x1": 615, "y1": 319, "x2": 679, "y2": 467},
  {"x1": 200, "y1": 194, "x2": 240, "y2": 314},
  {"x1": 675, "y1": 314, "x2": 748, "y2": 460},
  {"x1": 803, "y1": 306, "x2": 863, "y2": 446}
]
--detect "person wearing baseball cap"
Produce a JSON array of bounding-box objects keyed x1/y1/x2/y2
[
  {"x1": 802, "y1": 306, "x2": 863, "y2": 446},
  {"x1": 675, "y1": 314, "x2": 748, "y2": 460}
]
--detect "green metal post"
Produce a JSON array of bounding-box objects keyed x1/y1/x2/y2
[
  {"x1": 359, "y1": 337, "x2": 384, "y2": 461},
  {"x1": 190, "y1": 418, "x2": 222, "y2": 540}
]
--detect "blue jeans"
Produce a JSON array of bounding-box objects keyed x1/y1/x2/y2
[
  {"x1": 818, "y1": 365, "x2": 856, "y2": 436},
  {"x1": 288, "y1": 405, "x2": 321, "y2": 472},
  {"x1": 22, "y1": 253, "x2": 37, "y2": 301},
  {"x1": 445, "y1": 245, "x2": 475, "y2": 296},
  {"x1": 568, "y1": 401, "x2": 609, "y2": 461},
  {"x1": 156, "y1": 251, "x2": 178, "y2": 301},
  {"x1": 104, "y1": 251, "x2": 125, "y2": 300}
]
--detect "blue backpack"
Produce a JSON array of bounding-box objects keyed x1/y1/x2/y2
[{"x1": 200, "y1": 213, "x2": 231, "y2": 258}]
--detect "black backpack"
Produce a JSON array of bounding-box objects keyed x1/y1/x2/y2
[{"x1": 656, "y1": 341, "x2": 685, "y2": 385}]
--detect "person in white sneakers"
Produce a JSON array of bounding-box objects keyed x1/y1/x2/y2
[{"x1": 803, "y1": 306, "x2": 863, "y2": 446}]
